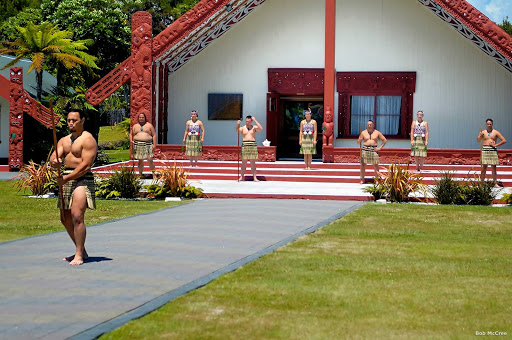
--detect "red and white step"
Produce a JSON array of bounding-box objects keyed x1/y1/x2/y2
[{"x1": 92, "y1": 160, "x2": 512, "y2": 201}]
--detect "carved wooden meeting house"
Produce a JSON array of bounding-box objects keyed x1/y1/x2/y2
[{"x1": 2, "y1": 0, "x2": 512, "y2": 168}]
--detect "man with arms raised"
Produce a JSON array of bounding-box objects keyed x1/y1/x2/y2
[
  {"x1": 236, "y1": 115, "x2": 263, "y2": 181},
  {"x1": 477, "y1": 118, "x2": 506, "y2": 187},
  {"x1": 358, "y1": 120, "x2": 387, "y2": 184},
  {"x1": 51, "y1": 111, "x2": 97, "y2": 266},
  {"x1": 130, "y1": 112, "x2": 156, "y2": 178}
]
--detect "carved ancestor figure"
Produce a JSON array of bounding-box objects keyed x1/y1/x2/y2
[{"x1": 322, "y1": 106, "x2": 334, "y2": 147}]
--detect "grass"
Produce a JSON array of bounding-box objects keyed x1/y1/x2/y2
[
  {"x1": 104, "y1": 149, "x2": 131, "y2": 163},
  {"x1": 0, "y1": 181, "x2": 183, "y2": 243},
  {"x1": 101, "y1": 203, "x2": 512, "y2": 339},
  {"x1": 98, "y1": 125, "x2": 129, "y2": 144},
  {"x1": 98, "y1": 125, "x2": 131, "y2": 163}
]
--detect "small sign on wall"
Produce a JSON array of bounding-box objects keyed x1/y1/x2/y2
[{"x1": 208, "y1": 93, "x2": 243, "y2": 120}]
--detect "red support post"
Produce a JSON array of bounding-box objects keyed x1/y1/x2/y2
[{"x1": 323, "y1": 0, "x2": 336, "y2": 162}]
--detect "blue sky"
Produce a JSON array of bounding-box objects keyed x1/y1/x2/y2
[{"x1": 465, "y1": 0, "x2": 512, "y2": 23}]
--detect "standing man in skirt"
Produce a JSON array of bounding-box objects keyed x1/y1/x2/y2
[
  {"x1": 299, "y1": 108, "x2": 317, "y2": 170},
  {"x1": 130, "y1": 112, "x2": 156, "y2": 179},
  {"x1": 410, "y1": 110, "x2": 429, "y2": 171},
  {"x1": 182, "y1": 110, "x2": 205, "y2": 167},
  {"x1": 50, "y1": 110, "x2": 97, "y2": 266},
  {"x1": 358, "y1": 120, "x2": 387, "y2": 184},
  {"x1": 237, "y1": 115, "x2": 263, "y2": 181},
  {"x1": 477, "y1": 118, "x2": 506, "y2": 187}
]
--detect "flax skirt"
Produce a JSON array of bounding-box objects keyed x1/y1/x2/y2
[
  {"x1": 411, "y1": 136, "x2": 427, "y2": 157},
  {"x1": 241, "y1": 141, "x2": 258, "y2": 160},
  {"x1": 300, "y1": 134, "x2": 316, "y2": 155},
  {"x1": 185, "y1": 134, "x2": 202, "y2": 157}
]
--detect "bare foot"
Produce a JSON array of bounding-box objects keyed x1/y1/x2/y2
[
  {"x1": 63, "y1": 250, "x2": 88, "y2": 262},
  {"x1": 494, "y1": 183, "x2": 501, "y2": 188},
  {"x1": 69, "y1": 255, "x2": 84, "y2": 266},
  {"x1": 253, "y1": 177, "x2": 260, "y2": 182},
  {"x1": 238, "y1": 176, "x2": 244, "y2": 181},
  {"x1": 360, "y1": 179, "x2": 365, "y2": 184}
]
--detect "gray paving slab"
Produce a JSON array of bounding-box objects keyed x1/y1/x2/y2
[{"x1": 0, "y1": 199, "x2": 363, "y2": 340}]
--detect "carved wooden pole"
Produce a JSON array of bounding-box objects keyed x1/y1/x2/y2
[
  {"x1": 130, "y1": 11, "x2": 153, "y2": 155},
  {"x1": 323, "y1": 0, "x2": 336, "y2": 163},
  {"x1": 8, "y1": 67, "x2": 25, "y2": 170}
]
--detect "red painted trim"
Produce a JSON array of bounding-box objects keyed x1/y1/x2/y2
[
  {"x1": 155, "y1": 144, "x2": 277, "y2": 162},
  {"x1": 0, "y1": 73, "x2": 10, "y2": 100},
  {"x1": 332, "y1": 147, "x2": 512, "y2": 165},
  {"x1": 336, "y1": 72, "x2": 416, "y2": 139},
  {"x1": 432, "y1": 0, "x2": 512, "y2": 62},
  {"x1": 268, "y1": 68, "x2": 325, "y2": 96},
  {"x1": 324, "y1": 0, "x2": 336, "y2": 116},
  {"x1": 152, "y1": 0, "x2": 232, "y2": 59}
]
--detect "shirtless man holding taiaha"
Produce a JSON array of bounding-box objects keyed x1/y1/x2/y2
[
  {"x1": 358, "y1": 120, "x2": 387, "y2": 184},
  {"x1": 477, "y1": 118, "x2": 506, "y2": 187},
  {"x1": 237, "y1": 115, "x2": 263, "y2": 181},
  {"x1": 130, "y1": 113, "x2": 156, "y2": 178},
  {"x1": 51, "y1": 111, "x2": 97, "y2": 266}
]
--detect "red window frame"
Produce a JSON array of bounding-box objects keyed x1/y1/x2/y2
[{"x1": 337, "y1": 72, "x2": 416, "y2": 138}]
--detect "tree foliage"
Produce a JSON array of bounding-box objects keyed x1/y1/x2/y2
[
  {"x1": 499, "y1": 17, "x2": 512, "y2": 37},
  {"x1": 0, "y1": 7, "x2": 42, "y2": 42},
  {"x1": 41, "y1": 0, "x2": 132, "y2": 78},
  {"x1": 0, "y1": 0, "x2": 41, "y2": 22},
  {"x1": 0, "y1": 21, "x2": 99, "y2": 101}
]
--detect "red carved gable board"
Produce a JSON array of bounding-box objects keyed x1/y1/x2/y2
[
  {"x1": 0, "y1": 73, "x2": 10, "y2": 100},
  {"x1": 86, "y1": 0, "x2": 512, "y2": 108},
  {"x1": 427, "y1": 0, "x2": 512, "y2": 64}
]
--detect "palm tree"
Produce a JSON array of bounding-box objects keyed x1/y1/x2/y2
[{"x1": 0, "y1": 21, "x2": 98, "y2": 102}]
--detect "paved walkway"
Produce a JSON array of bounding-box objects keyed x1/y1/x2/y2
[{"x1": 0, "y1": 199, "x2": 363, "y2": 340}]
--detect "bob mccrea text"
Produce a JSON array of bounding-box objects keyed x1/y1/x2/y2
[{"x1": 476, "y1": 331, "x2": 507, "y2": 336}]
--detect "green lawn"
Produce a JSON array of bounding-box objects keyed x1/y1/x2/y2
[
  {"x1": 0, "y1": 181, "x2": 183, "y2": 243},
  {"x1": 98, "y1": 125, "x2": 129, "y2": 144},
  {"x1": 103, "y1": 149, "x2": 131, "y2": 163},
  {"x1": 102, "y1": 204, "x2": 512, "y2": 339},
  {"x1": 98, "y1": 125, "x2": 131, "y2": 163}
]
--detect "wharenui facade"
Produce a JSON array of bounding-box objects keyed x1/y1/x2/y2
[{"x1": 4, "y1": 0, "x2": 512, "y2": 168}]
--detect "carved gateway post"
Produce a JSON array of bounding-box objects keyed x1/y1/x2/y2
[
  {"x1": 9, "y1": 67, "x2": 24, "y2": 170},
  {"x1": 7, "y1": 67, "x2": 58, "y2": 170},
  {"x1": 131, "y1": 12, "x2": 153, "y2": 129}
]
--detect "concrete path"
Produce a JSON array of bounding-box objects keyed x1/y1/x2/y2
[{"x1": 0, "y1": 199, "x2": 363, "y2": 340}]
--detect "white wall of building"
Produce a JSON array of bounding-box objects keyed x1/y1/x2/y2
[
  {"x1": 0, "y1": 97, "x2": 9, "y2": 159},
  {"x1": 167, "y1": 0, "x2": 512, "y2": 150}
]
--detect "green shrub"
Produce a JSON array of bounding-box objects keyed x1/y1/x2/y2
[
  {"x1": 431, "y1": 172, "x2": 500, "y2": 205},
  {"x1": 501, "y1": 192, "x2": 512, "y2": 204},
  {"x1": 94, "y1": 150, "x2": 111, "y2": 166},
  {"x1": 430, "y1": 172, "x2": 462, "y2": 205},
  {"x1": 11, "y1": 150, "x2": 58, "y2": 196},
  {"x1": 460, "y1": 178, "x2": 499, "y2": 205},
  {"x1": 146, "y1": 160, "x2": 203, "y2": 199},
  {"x1": 96, "y1": 166, "x2": 142, "y2": 199},
  {"x1": 98, "y1": 140, "x2": 129, "y2": 151},
  {"x1": 363, "y1": 181, "x2": 387, "y2": 200}
]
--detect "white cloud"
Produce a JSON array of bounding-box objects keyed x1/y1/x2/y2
[{"x1": 466, "y1": 0, "x2": 512, "y2": 23}]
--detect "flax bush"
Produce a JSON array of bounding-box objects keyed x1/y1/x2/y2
[
  {"x1": 11, "y1": 150, "x2": 57, "y2": 196},
  {"x1": 375, "y1": 162, "x2": 428, "y2": 202},
  {"x1": 146, "y1": 160, "x2": 203, "y2": 199},
  {"x1": 431, "y1": 172, "x2": 500, "y2": 205},
  {"x1": 96, "y1": 165, "x2": 142, "y2": 199}
]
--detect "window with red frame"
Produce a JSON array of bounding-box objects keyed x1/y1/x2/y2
[{"x1": 337, "y1": 72, "x2": 416, "y2": 138}]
